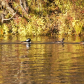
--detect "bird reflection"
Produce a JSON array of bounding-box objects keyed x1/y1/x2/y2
[
  {"x1": 26, "y1": 43, "x2": 31, "y2": 49},
  {"x1": 21, "y1": 38, "x2": 31, "y2": 49}
]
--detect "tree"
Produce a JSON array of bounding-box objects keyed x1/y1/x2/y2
[{"x1": 0, "y1": 0, "x2": 29, "y2": 23}]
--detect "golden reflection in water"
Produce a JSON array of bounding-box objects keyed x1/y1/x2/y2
[
  {"x1": 51, "y1": 43, "x2": 84, "y2": 84},
  {"x1": 0, "y1": 44, "x2": 19, "y2": 84},
  {"x1": 0, "y1": 36, "x2": 84, "y2": 84}
]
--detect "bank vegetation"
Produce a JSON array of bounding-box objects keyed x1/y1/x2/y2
[{"x1": 0, "y1": 0, "x2": 84, "y2": 36}]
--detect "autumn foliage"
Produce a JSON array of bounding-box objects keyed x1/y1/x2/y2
[{"x1": 0, "y1": 0, "x2": 84, "y2": 36}]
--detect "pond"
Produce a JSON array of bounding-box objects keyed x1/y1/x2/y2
[{"x1": 0, "y1": 35, "x2": 84, "y2": 84}]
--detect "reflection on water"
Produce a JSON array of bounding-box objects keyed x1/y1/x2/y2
[{"x1": 0, "y1": 36, "x2": 84, "y2": 84}]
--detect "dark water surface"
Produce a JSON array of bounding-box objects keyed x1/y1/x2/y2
[{"x1": 0, "y1": 36, "x2": 84, "y2": 84}]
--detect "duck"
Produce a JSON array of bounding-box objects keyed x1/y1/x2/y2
[
  {"x1": 80, "y1": 41, "x2": 84, "y2": 44},
  {"x1": 55, "y1": 38, "x2": 65, "y2": 43},
  {"x1": 21, "y1": 38, "x2": 31, "y2": 44}
]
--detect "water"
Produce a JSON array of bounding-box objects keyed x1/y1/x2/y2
[{"x1": 0, "y1": 36, "x2": 84, "y2": 84}]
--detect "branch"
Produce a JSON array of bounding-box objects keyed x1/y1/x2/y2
[
  {"x1": 20, "y1": 0, "x2": 28, "y2": 14},
  {"x1": 1, "y1": 0, "x2": 29, "y2": 23},
  {"x1": 2, "y1": 12, "x2": 16, "y2": 23}
]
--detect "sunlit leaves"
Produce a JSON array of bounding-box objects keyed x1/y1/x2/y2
[
  {"x1": 74, "y1": 21, "x2": 83, "y2": 35},
  {"x1": 26, "y1": 16, "x2": 45, "y2": 36},
  {"x1": 3, "y1": 24, "x2": 9, "y2": 35},
  {"x1": 1, "y1": 0, "x2": 84, "y2": 36}
]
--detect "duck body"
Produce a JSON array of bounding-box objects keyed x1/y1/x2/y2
[
  {"x1": 55, "y1": 38, "x2": 65, "y2": 43},
  {"x1": 21, "y1": 38, "x2": 31, "y2": 44},
  {"x1": 80, "y1": 42, "x2": 84, "y2": 44}
]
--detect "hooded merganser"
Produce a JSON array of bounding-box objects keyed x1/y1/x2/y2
[
  {"x1": 55, "y1": 38, "x2": 65, "y2": 43},
  {"x1": 80, "y1": 42, "x2": 84, "y2": 44},
  {"x1": 21, "y1": 38, "x2": 31, "y2": 44}
]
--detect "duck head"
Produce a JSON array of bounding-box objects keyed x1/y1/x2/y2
[
  {"x1": 26, "y1": 38, "x2": 31, "y2": 42},
  {"x1": 61, "y1": 38, "x2": 65, "y2": 42}
]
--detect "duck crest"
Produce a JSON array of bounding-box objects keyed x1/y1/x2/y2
[{"x1": 26, "y1": 38, "x2": 31, "y2": 42}]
